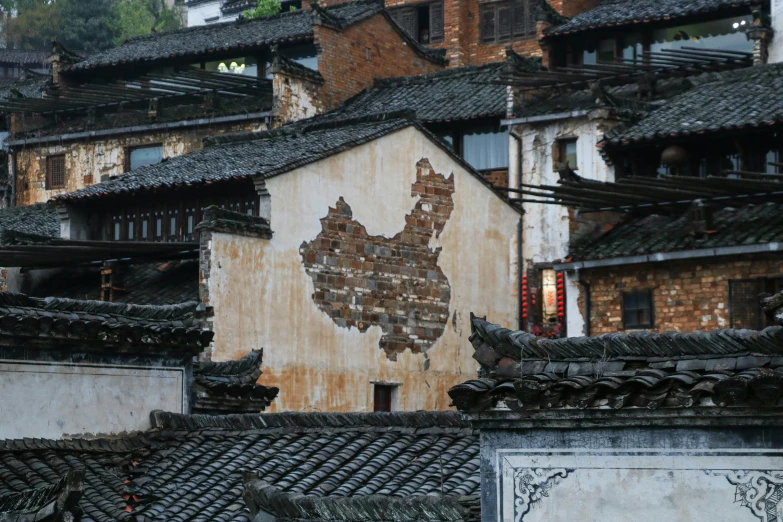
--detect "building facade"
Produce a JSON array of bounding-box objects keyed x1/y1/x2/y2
[
  {"x1": 450, "y1": 313, "x2": 783, "y2": 522},
  {"x1": 499, "y1": 0, "x2": 781, "y2": 337},
  {"x1": 2, "y1": 1, "x2": 446, "y2": 207}
]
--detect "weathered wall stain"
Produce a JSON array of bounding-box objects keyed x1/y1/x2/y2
[{"x1": 299, "y1": 160, "x2": 454, "y2": 358}]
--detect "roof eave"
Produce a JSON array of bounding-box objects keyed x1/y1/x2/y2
[{"x1": 558, "y1": 241, "x2": 783, "y2": 271}]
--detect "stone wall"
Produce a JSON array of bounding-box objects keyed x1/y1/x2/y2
[
  {"x1": 314, "y1": 15, "x2": 444, "y2": 110},
  {"x1": 14, "y1": 119, "x2": 266, "y2": 206},
  {"x1": 580, "y1": 254, "x2": 783, "y2": 334}
]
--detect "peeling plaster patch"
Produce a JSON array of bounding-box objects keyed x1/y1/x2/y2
[{"x1": 299, "y1": 160, "x2": 454, "y2": 358}]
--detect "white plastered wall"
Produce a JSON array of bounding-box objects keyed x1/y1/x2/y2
[
  {"x1": 206, "y1": 126, "x2": 520, "y2": 412},
  {"x1": 770, "y1": 0, "x2": 783, "y2": 63},
  {"x1": 515, "y1": 113, "x2": 615, "y2": 336}
]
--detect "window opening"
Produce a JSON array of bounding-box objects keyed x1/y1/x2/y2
[{"x1": 622, "y1": 289, "x2": 653, "y2": 329}]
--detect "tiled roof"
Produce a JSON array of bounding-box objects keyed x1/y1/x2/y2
[
  {"x1": 0, "y1": 470, "x2": 84, "y2": 522},
  {"x1": 69, "y1": 11, "x2": 313, "y2": 71},
  {"x1": 27, "y1": 260, "x2": 199, "y2": 305},
  {"x1": 0, "y1": 49, "x2": 50, "y2": 65},
  {"x1": 67, "y1": 0, "x2": 444, "y2": 72},
  {"x1": 336, "y1": 64, "x2": 507, "y2": 123},
  {"x1": 604, "y1": 62, "x2": 783, "y2": 145},
  {"x1": 0, "y1": 412, "x2": 479, "y2": 522},
  {"x1": 448, "y1": 315, "x2": 783, "y2": 412},
  {"x1": 546, "y1": 0, "x2": 760, "y2": 36},
  {"x1": 568, "y1": 202, "x2": 783, "y2": 261},
  {"x1": 54, "y1": 114, "x2": 414, "y2": 201},
  {"x1": 192, "y1": 349, "x2": 280, "y2": 413},
  {"x1": 0, "y1": 203, "x2": 59, "y2": 241},
  {"x1": 0, "y1": 292, "x2": 211, "y2": 350},
  {"x1": 0, "y1": 73, "x2": 51, "y2": 100}
]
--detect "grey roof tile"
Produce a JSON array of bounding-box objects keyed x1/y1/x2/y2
[
  {"x1": 569, "y1": 202, "x2": 783, "y2": 260},
  {"x1": 54, "y1": 115, "x2": 412, "y2": 201},
  {"x1": 335, "y1": 63, "x2": 507, "y2": 122},
  {"x1": 546, "y1": 0, "x2": 760, "y2": 36},
  {"x1": 605, "y1": 63, "x2": 783, "y2": 145},
  {"x1": 0, "y1": 412, "x2": 478, "y2": 522},
  {"x1": 67, "y1": 0, "x2": 444, "y2": 72},
  {"x1": 0, "y1": 203, "x2": 59, "y2": 241}
]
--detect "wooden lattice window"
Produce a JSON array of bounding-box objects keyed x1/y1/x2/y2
[
  {"x1": 46, "y1": 155, "x2": 66, "y2": 189},
  {"x1": 389, "y1": 2, "x2": 444, "y2": 44},
  {"x1": 729, "y1": 279, "x2": 762, "y2": 329},
  {"x1": 480, "y1": 0, "x2": 535, "y2": 43}
]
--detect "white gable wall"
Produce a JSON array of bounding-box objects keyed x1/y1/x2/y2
[{"x1": 205, "y1": 126, "x2": 520, "y2": 412}]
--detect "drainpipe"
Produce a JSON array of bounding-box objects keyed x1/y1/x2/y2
[
  {"x1": 576, "y1": 268, "x2": 591, "y2": 337},
  {"x1": 509, "y1": 130, "x2": 524, "y2": 329},
  {"x1": 9, "y1": 148, "x2": 16, "y2": 207}
]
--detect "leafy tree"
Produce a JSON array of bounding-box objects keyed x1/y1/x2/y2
[
  {"x1": 107, "y1": 0, "x2": 182, "y2": 46},
  {"x1": 58, "y1": 0, "x2": 116, "y2": 51},
  {"x1": 243, "y1": 0, "x2": 282, "y2": 19},
  {"x1": 3, "y1": 0, "x2": 62, "y2": 50}
]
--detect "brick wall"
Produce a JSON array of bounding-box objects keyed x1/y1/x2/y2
[
  {"x1": 314, "y1": 16, "x2": 445, "y2": 109},
  {"x1": 299, "y1": 159, "x2": 455, "y2": 359},
  {"x1": 381, "y1": 0, "x2": 601, "y2": 67},
  {"x1": 580, "y1": 254, "x2": 783, "y2": 334},
  {"x1": 14, "y1": 119, "x2": 265, "y2": 206},
  {"x1": 548, "y1": 0, "x2": 598, "y2": 18}
]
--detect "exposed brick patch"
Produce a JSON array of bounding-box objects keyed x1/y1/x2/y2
[
  {"x1": 300, "y1": 159, "x2": 454, "y2": 358},
  {"x1": 482, "y1": 168, "x2": 509, "y2": 188}
]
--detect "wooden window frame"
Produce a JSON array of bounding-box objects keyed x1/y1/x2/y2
[
  {"x1": 46, "y1": 154, "x2": 66, "y2": 190},
  {"x1": 389, "y1": 2, "x2": 444, "y2": 44},
  {"x1": 480, "y1": 0, "x2": 535, "y2": 44},
  {"x1": 622, "y1": 289, "x2": 654, "y2": 330},
  {"x1": 125, "y1": 143, "x2": 163, "y2": 172}
]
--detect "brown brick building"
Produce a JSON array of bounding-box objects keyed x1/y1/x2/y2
[
  {"x1": 381, "y1": 0, "x2": 594, "y2": 67},
  {"x1": 2, "y1": 0, "x2": 446, "y2": 207}
]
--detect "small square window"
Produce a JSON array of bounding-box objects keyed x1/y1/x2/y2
[
  {"x1": 127, "y1": 145, "x2": 163, "y2": 171},
  {"x1": 46, "y1": 155, "x2": 66, "y2": 189},
  {"x1": 557, "y1": 138, "x2": 578, "y2": 170},
  {"x1": 622, "y1": 289, "x2": 653, "y2": 329},
  {"x1": 373, "y1": 384, "x2": 399, "y2": 412}
]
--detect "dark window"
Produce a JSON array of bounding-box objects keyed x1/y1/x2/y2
[
  {"x1": 390, "y1": 2, "x2": 444, "y2": 44},
  {"x1": 46, "y1": 155, "x2": 66, "y2": 189},
  {"x1": 622, "y1": 289, "x2": 653, "y2": 329},
  {"x1": 127, "y1": 145, "x2": 162, "y2": 171},
  {"x1": 480, "y1": 0, "x2": 534, "y2": 44},
  {"x1": 729, "y1": 279, "x2": 763, "y2": 329},
  {"x1": 373, "y1": 384, "x2": 396, "y2": 412},
  {"x1": 557, "y1": 138, "x2": 578, "y2": 170},
  {"x1": 765, "y1": 148, "x2": 782, "y2": 174}
]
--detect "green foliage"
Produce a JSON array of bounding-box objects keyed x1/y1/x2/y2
[
  {"x1": 289, "y1": 5, "x2": 296, "y2": 11},
  {"x1": 243, "y1": 0, "x2": 282, "y2": 19},
  {"x1": 3, "y1": 0, "x2": 62, "y2": 50},
  {"x1": 58, "y1": 0, "x2": 116, "y2": 51},
  {"x1": 107, "y1": 0, "x2": 182, "y2": 46}
]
